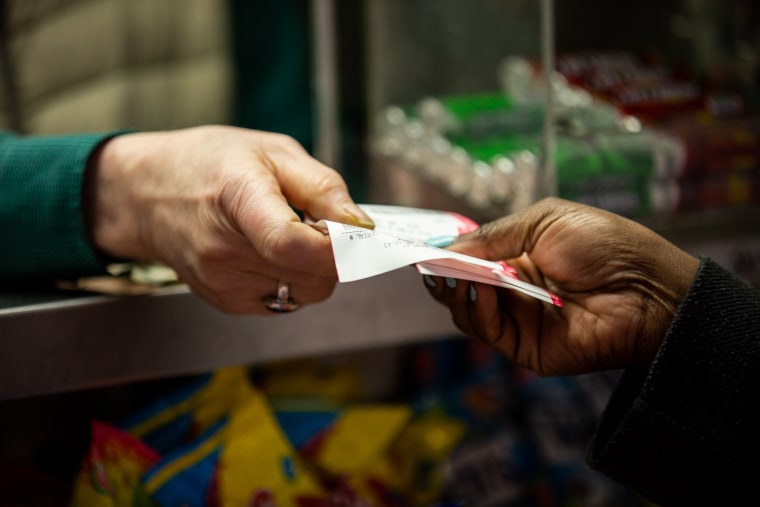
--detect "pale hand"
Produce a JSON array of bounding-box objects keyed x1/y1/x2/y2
[{"x1": 86, "y1": 126, "x2": 373, "y2": 314}]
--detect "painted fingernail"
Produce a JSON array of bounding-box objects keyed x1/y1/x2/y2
[
  {"x1": 343, "y1": 203, "x2": 375, "y2": 229},
  {"x1": 469, "y1": 284, "x2": 477, "y2": 302},
  {"x1": 423, "y1": 274, "x2": 437, "y2": 288},
  {"x1": 425, "y1": 235, "x2": 456, "y2": 248},
  {"x1": 445, "y1": 277, "x2": 457, "y2": 288}
]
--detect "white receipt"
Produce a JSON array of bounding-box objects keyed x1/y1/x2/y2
[
  {"x1": 357, "y1": 204, "x2": 479, "y2": 244},
  {"x1": 325, "y1": 205, "x2": 562, "y2": 307}
]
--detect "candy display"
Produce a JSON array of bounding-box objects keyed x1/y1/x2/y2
[
  {"x1": 65, "y1": 340, "x2": 648, "y2": 507},
  {"x1": 371, "y1": 51, "x2": 760, "y2": 219}
]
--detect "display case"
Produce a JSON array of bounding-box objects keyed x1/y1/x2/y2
[{"x1": 366, "y1": 0, "x2": 760, "y2": 285}]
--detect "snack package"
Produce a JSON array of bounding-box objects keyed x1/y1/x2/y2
[
  {"x1": 217, "y1": 388, "x2": 325, "y2": 507},
  {"x1": 384, "y1": 413, "x2": 467, "y2": 507},
  {"x1": 311, "y1": 404, "x2": 416, "y2": 506},
  {"x1": 124, "y1": 375, "x2": 327, "y2": 507},
  {"x1": 71, "y1": 420, "x2": 160, "y2": 507},
  {"x1": 257, "y1": 358, "x2": 364, "y2": 406},
  {"x1": 121, "y1": 367, "x2": 251, "y2": 453},
  {"x1": 141, "y1": 421, "x2": 225, "y2": 507},
  {"x1": 73, "y1": 360, "x2": 476, "y2": 507}
]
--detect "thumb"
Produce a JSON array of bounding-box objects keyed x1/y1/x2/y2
[{"x1": 448, "y1": 197, "x2": 563, "y2": 261}]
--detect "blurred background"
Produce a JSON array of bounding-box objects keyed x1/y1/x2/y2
[{"x1": 0, "y1": 0, "x2": 758, "y2": 505}]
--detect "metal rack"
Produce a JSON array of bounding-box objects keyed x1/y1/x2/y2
[{"x1": 0, "y1": 269, "x2": 458, "y2": 401}]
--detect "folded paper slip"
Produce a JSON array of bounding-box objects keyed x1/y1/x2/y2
[{"x1": 325, "y1": 205, "x2": 562, "y2": 307}]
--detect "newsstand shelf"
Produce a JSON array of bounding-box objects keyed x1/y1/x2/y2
[{"x1": 0, "y1": 268, "x2": 459, "y2": 401}]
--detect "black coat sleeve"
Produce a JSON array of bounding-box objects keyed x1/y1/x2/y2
[{"x1": 586, "y1": 258, "x2": 760, "y2": 506}]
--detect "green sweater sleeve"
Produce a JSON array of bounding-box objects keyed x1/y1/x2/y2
[{"x1": 0, "y1": 131, "x2": 124, "y2": 283}]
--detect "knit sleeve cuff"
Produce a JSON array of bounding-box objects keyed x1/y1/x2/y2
[{"x1": 0, "y1": 131, "x2": 130, "y2": 283}]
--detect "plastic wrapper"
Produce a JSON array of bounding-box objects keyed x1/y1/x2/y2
[
  {"x1": 217, "y1": 389, "x2": 325, "y2": 507},
  {"x1": 71, "y1": 420, "x2": 160, "y2": 507},
  {"x1": 121, "y1": 368, "x2": 251, "y2": 454},
  {"x1": 142, "y1": 422, "x2": 224, "y2": 507}
]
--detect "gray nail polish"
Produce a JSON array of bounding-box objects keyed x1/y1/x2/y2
[
  {"x1": 423, "y1": 274, "x2": 437, "y2": 288},
  {"x1": 469, "y1": 284, "x2": 477, "y2": 302},
  {"x1": 445, "y1": 277, "x2": 457, "y2": 288},
  {"x1": 425, "y1": 235, "x2": 456, "y2": 248}
]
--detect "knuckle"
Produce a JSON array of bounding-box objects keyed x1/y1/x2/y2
[
  {"x1": 304, "y1": 174, "x2": 346, "y2": 203},
  {"x1": 259, "y1": 226, "x2": 300, "y2": 266},
  {"x1": 475, "y1": 220, "x2": 501, "y2": 240},
  {"x1": 269, "y1": 132, "x2": 304, "y2": 153}
]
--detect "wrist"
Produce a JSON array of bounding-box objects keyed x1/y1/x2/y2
[
  {"x1": 636, "y1": 240, "x2": 700, "y2": 368},
  {"x1": 84, "y1": 133, "x2": 149, "y2": 262}
]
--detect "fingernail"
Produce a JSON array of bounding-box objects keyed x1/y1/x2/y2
[
  {"x1": 445, "y1": 277, "x2": 457, "y2": 288},
  {"x1": 469, "y1": 284, "x2": 477, "y2": 302},
  {"x1": 425, "y1": 235, "x2": 456, "y2": 248},
  {"x1": 423, "y1": 274, "x2": 437, "y2": 288},
  {"x1": 343, "y1": 203, "x2": 375, "y2": 229}
]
